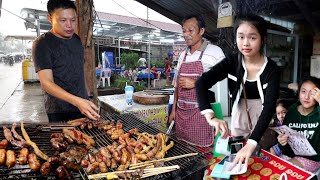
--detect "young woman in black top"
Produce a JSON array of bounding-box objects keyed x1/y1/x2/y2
[{"x1": 196, "y1": 14, "x2": 280, "y2": 168}]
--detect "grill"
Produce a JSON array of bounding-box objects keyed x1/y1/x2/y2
[
  {"x1": 0, "y1": 113, "x2": 209, "y2": 179},
  {"x1": 0, "y1": 124, "x2": 86, "y2": 180}
]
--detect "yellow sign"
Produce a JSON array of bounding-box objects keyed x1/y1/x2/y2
[{"x1": 131, "y1": 105, "x2": 168, "y2": 130}]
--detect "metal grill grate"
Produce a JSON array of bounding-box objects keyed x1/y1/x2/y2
[
  {"x1": 0, "y1": 124, "x2": 85, "y2": 180},
  {"x1": 0, "y1": 113, "x2": 209, "y2": 179}
]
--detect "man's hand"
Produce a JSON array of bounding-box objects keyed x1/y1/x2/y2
[
  {"x1": 277, "y1": 133, "x2": 289, "y2": 146},
  {"x1": 178, "y1": 77, "x2": 196, "y2": 89},
  {"x1": 74, "y1": 97, "x2": 100, "y2": 120},
  {"x1": 228, "y1": 143, "x2": 256, "y2": 172}
]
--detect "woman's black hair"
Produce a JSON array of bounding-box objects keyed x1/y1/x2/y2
[
  {"x1": 181, "y1": 14, "x2": 206, "y2": 29},
  {"x1": 233, "y1": 14, "x2": 268, "y2": 53},
  {"x1": 47, "y1": 0, "x2": 77, "y2": 16},
  {"x1": 297, "y1": 76, "x2": 320, "y2": 95}
]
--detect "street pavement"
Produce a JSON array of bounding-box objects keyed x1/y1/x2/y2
[{"x1": 0, "y1": 61, "x2": 48, "y2": 124}]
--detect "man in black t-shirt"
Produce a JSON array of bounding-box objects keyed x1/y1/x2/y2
[{"x1": 32, "y1": 0, "x2": 100, "y2": 122}]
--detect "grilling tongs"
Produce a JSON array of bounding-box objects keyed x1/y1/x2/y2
[{"x1": 37, "y1": 124, "x2": 75, "y2": 131}]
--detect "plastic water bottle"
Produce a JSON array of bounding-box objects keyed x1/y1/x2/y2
[{"x1": 124, "y1": 83, "x2": 134, "y2": 106}]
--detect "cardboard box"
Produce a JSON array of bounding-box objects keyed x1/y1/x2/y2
[{"x1": 313, "y1": 33, "x2": 320, "y2": 55}]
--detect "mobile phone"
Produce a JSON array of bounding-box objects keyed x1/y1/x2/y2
[{"x1": 230, "y1": 142, "x2": 243, "y2": 154}]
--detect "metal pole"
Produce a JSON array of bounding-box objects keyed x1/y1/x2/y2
[
  {"x1": 118, "y1": 37, "x2": 121, "y2": 66},
  {"x1": 148, "y1": 33, "x2": 151, "y2": 89},
  {"x1": 293, "y1": 35, "x2": 299, "y2": 83},
  {"x1": 147, "y1": 8, "x2": 150, "y2": 89},
  {"x1": 36, "y1": 19, "x2": 40, "y2": 37}
]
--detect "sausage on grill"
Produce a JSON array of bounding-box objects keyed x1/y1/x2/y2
[
  {"x1": 56, "y1": 166, "x2": 72, "y2": 180},
  {"x1": 40, "y1": 162, "x2": 51, "y2": 176},
  {"x1": 6, "y1": 150, "x2": 16, "y2": 168},
  {"x1": 18, "y1": 148, "x2": 29, "y2": 165},
  {"x1": 86, "y1": 162, "x2": 99, "y2": 174},
  {"x1": 0, "y1": 139, "x2": 9, "y2": 149},
  {"x1": 0, "y1": 149, "x2": 6, "y2": 166},
  {"x1": 99, "y1": 161, "x2": 108, "y2": 173},
  {"x1": 28, "y1": 153, "x2": 41, "y2": 171},
  {"x1": 81, "y1": 159, "x2": 89, "y2": 168}
]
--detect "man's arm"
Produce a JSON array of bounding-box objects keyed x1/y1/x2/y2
[{"x1": 38, "y1": 69, "x2": 100, "y2": 120}]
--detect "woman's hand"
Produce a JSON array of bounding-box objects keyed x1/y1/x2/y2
[
  {"x1": 277, "y1": 133, "x2": 289, "y2": 146},
  {"x1": 75, "y1": 97, "x2": 100, "y2": 120},
  {"x1": 178, "y1": 77, "x2": 196, "y2": 89},
  {"x1": 228, "y1": 143, "x2": 256, "y2": 171},
  {"x1": 311, "y1": 87, "x2": 320, "y2": 104},
  {"x1": 206, "y1": 117, "x2": 229, "y2": 138}
]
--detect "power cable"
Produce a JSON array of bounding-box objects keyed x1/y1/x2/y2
[
  {"x1": 0, "y1": 7, "x2": 37, "y2": 28},
  {"x1": 110, "y1": 0, "x2": 164, "y2": 31}
]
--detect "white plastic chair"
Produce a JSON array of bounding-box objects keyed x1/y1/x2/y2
[
  {"x1": 153, "y1": 71, "x2": 161, "y2": 88},
  {"x1": 100, "y1": 68, "x2": 111, "y2": 87}
]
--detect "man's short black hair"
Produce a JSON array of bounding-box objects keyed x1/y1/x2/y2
[
  {"x1": 47, "y1": 0, "x2": 77, "y2": 15},
  {"x1": 181, "y1": 14, "x2": 206, "y2": 29}
]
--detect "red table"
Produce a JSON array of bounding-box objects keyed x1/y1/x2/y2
[{"x1": 205, "y1": 149, "x2": 315, "y2": 180}]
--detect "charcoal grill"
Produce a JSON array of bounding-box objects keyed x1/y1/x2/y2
[{"x1": 0, "y1": 113, "x2": 209, "y2": 179}]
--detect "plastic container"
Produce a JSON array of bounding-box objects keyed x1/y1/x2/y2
[
  {"x1": 124, "y1": 84, "x2": 134, "y2": 106},
  {"x1": 22, "y1": 60, "x2": 39, "y2": 82}
]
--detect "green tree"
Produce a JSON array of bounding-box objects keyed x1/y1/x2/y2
[{"x1": 121, "y1": 52, "x2": 139, "y2": 69}]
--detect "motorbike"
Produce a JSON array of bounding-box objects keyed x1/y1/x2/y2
[{"x1": 8, "y1": 57, "x2": 14, "y2": 66}]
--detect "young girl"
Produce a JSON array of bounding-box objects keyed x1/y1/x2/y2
[
  {"x1": 278, "y1": 76, "x2": 320, "y2": 173},
  {"x1": 196, "y1": 14, "x2": 280, "y2": 166},
  {"x1": 269, "y1": 99, "x2": 289, "y2": 156}
]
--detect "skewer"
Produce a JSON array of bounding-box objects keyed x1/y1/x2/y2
[
  {"x1": 141, "y1": 166, "x2": 180, "y2": 179},
  {"x1": 144, "y1": 165, "x2": 180, "y2": 173},
  {"x1": 129, "y1": 163, "x2": 154, "y2": 170},
  {"x1": 87, "y1": 169, "x2": 138, "y2": 179},
  {"x1": 129, "y1": 153, "x2": 198, "y2": 167},
  {"x1": 88, "y1": 165, "x2": 179, "y2": 179}
]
